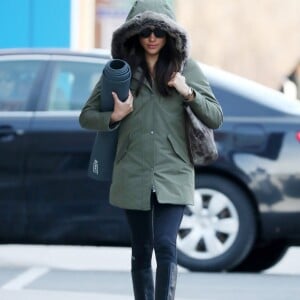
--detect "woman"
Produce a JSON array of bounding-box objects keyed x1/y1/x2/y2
[{"x1": 79, "y1": 0, "x2": 223, "y2": 299}]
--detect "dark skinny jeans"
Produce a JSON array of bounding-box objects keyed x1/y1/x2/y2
[{"x1": 125, "y1": 192, "x2": 185, "y2": 271}]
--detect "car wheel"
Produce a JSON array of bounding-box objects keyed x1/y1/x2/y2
[
  {"x1": 231, "y1": 241, "x2": 288, "y2": 272},
  {"x1": 177, "y1": 174, "x2": 257, "y2": 272}
]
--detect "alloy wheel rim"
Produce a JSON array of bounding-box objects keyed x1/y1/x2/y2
[{"x1": 177, "y1": 188, "x2": 239, "y2": 260}]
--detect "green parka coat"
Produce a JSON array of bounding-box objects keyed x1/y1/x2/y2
[{"x1": 79, "y1": 0, "x2": 223, "y2": 210}]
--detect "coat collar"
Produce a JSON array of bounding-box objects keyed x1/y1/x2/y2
[{"x1": 132, "y1": 67, "x2": 153, "y2": 91}]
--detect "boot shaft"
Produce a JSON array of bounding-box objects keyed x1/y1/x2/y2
[
  {"x1": 131, "y1": 268, "x2": 154, "y2": 300},
  {"x1": 155, "y1": 263, "x2": 178, "y2": 300}
]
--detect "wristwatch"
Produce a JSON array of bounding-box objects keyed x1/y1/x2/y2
[{"x1": 184, "y1": 87, "x2": 195, "y2": 102}]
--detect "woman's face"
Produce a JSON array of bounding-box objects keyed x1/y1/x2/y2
[{"x1": 139, "y1": 27, "x2": 167, "y2": 57}]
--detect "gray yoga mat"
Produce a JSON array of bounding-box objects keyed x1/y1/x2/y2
[{"x1": 88, "y1": 59, "x2": 131, "y2": 181}]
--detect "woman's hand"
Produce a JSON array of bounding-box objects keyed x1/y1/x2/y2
[
  {"x1": 168, "y1": 72, "x2": 190, "y2": 98},
  {"x1": 110, "y1": 90, "x2": 134, "y2": 123}
]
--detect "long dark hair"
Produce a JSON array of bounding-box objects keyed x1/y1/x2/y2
[{"x1": 123, "y1": 34, "x2": 184, "y2": 97}]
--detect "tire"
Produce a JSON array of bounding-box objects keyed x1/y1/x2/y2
[
  {"x1": 177, "y1": 174, "x2": 256, "y2": 272},
  {"x1": 231, "y1": 241, "x2": 288, "y2": 272}
]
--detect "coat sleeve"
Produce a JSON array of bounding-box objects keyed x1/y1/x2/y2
[
  {"x1": 79, "y1": 76, "x2": 119, "y2": 131},
  {"x1": 183, "y1": 58, "x2": 223, "y2": 129}
]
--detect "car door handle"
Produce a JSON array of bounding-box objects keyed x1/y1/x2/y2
[{"x1": 0, "y1": 126, "x2": 24, "y2": 142}]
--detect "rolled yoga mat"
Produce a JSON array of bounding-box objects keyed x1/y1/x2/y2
[{"x1": 88, "y1": 59, "x2": 131, "y2": 181}]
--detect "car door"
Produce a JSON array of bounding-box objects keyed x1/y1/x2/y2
[
  {"x1": 26, "y1": 55, "x2": 127, "y2": 244},
  {"x1": 0, "y1": 57, "x2": 46, "y2": 240}
]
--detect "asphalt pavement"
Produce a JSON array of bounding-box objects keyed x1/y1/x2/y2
[
  {"x1": 0, "y1": 268, "x2": 299, "y2": 300},
  {"x1": 0, "y1": 245, "x2": 299, "y2": 300}
]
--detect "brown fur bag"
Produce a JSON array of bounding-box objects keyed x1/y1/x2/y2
[{"x1": 185, "y1": 105, "x2": 218, "y2": 165}]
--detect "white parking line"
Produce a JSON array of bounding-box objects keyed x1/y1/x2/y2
[{"x1": 1, "y1": 267, "x2": 49, "y2": 290}]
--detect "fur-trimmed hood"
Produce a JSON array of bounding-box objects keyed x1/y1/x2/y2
[{"x1": 111, "y1": 0, "x2": 189, "y2": 63}]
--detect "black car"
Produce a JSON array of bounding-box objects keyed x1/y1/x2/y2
[{"x1": 1, "y1": 49, "x2": 300, "y2": 272}]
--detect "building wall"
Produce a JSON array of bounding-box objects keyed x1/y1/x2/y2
[
  {"x1": 0, "y1": 0, "x2": 298, "y2": 89},
  {"x1": 175, "y1": 0, "x2": 300, "y2": 89},
  {"x1": 93, "y1": 0, "x2": 173, "y2": 50},
  {"x1": 0, "y1": 0, "x2": 71, "y2": 48},
  {"x1": 71, "y1": 0, "x2": 95, "y2": 50},
  {"x1": 94, "y1": 0, "x2": 132, "y2": 49}
]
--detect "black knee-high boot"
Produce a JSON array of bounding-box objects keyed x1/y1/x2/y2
[
  {"x1": 155, "y1": 262, "x2": 177, "y2": 300},
  {"x1": 131, "y1": 267, "x2": 154, "y2": 300}
]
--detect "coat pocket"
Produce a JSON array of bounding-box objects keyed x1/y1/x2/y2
[
  {"x1": 115, "y1": 136, "x2": 130, "y2": 163},
  {"x1": 167, "y1": 134, "x2": 191, "y2": 165}
]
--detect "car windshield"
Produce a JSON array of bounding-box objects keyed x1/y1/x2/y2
[{"x1": 202, "y1": 64, "x2": 300, "y2": 116}]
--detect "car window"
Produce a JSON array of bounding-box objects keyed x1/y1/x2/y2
[
  {"x1": 0, "y1": 60, "x2": 43, "y2": 111},
  {"x1": 47, "y1": 61, "x2": 103, "y2": 111},
  {"x1": 211, "y1": 84, "x2": 300, "y2": 117},
  {"x1": 203, "y1": 64, "x2": 300, "y2": 117},
  {"x1": 211, "y1": 85, "x2": 283, "y2": 117}
]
